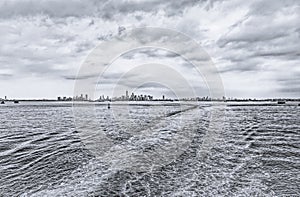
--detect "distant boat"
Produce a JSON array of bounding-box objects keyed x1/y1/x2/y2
[
  {"x1": 277, "y1": 101, "x2": 285, "y2": 104},
  {"x1": 14, "y1": 100, "x2": 19, "y2": 104},
  {"x1": 1, "y1": 101, "x2": 4, "y2": 104}
]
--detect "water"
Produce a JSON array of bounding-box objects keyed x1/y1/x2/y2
[{"x1": 0, "y1": 102, "x2": 299, "y2": 196}]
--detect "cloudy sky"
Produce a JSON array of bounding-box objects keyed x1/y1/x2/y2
[{"x1": 0, "y1": 0, "x2": 299, "y2": 99}]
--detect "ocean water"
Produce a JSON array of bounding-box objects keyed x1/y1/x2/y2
[{"x1": 0, "y1": 102, "x2": 299, "y2": 196}]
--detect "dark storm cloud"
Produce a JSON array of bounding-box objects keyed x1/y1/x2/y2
[
  {"x1": 0, "y1": 53, "x2": 72, "y2": 79},
  {"x1": 254, "y1": 51, "x2": 300, "y2": 60},
  {"x1": 0, "y1": 0, "x2": 202, "y2": 19},
  {"x1": 95, "y1": 72, "x2": 141, "y2": 86},
  {"x1": 272, "y1": 71, "x2": 300, "y2": 97},
  {"x1": 218, "y1": 59, "x2": 261, "y2": 73},
  {"x1": 278, "y1": 84, "x2": 300, "y2": 96},
  {"x1": 0, "y1": 73, "x2": 13, "y2": 79},
  {"x1": 218, "y1": 31, "x2": 287, "y2": 48},
  {"x1": 101, "y1": 0, "x2": 201, "y2": 18},
  {"x1": 218, "y1": 0, "x2": 300, "y2": 45},
  {"x1": 277, "y1": 71, "x2": 300, "y2": 85},
  {"x1": 122, "y1": 48, "x2": 180, "y2": 60},
  {"x1": 213, "y1": 0, "x2": 300, "y2": 89},
  {"x1": 0, "y1": 0, "x2": 100, "y2": 18},
  {"x1": 217, "y1": 0, "x2": 300, "y2": 71},
  {"x1": 139, "y1": 49, "x2": 180, "y2": 58},
  {"x1": 248, "y1": 0, "x2": 300, "y2": 15},
  {"x1": 64, "y1": 74, "x2": 99, "y2": 81},
  {"x1": 0, "y1": 52, "x2": 76, "y2": 79},
  {"x1": 138, "y1": 82, "x2": 167, "y2": 89},
  {"x1": 65, "y1": 67, "x2": 138, "y2": 82}
]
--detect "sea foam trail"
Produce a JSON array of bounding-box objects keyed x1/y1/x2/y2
[{"x1": 31, "y1": 104, "x2": 207, "y2": 196}]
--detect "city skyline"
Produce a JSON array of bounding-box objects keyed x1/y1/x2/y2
[{"x1": 2, "y1": 88, "x2": 299, "y2": 102}]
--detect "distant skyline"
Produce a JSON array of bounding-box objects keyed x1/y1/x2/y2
[{"x1": 0, "y1": 0, "x2": 300, "y2": 99}]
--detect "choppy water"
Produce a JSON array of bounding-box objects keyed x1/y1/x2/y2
[{"x1": 0, "y1": 102, "x2": 299, "y2": 196}]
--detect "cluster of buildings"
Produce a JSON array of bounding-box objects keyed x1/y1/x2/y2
[
  {"x1": 112, "y1": 91, "x2": 154, "y2": 101},
  {"x1": 0, "y1": 96, "x2": 7, "y2": 100},
  {"x1": 57, "y1": 96, "x2": 72, "y2": 101},
  {"x1": 97, "y1": 95, "x2": 111, "y2": 102},
  {"x1": 97, "y1": 91, "x2": 155, "y2": 101},
  {"x1": 57, "y1": 94, "x2": 89, "y2": 101},
  {"x1": 73, "y1": 94, "x2": 89, "y2": 101}
]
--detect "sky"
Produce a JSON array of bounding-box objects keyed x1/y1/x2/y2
[{"x1": 0, "y1": 0, "x2": 299, "y2": 99}]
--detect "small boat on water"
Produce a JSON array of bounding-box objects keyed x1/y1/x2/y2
[
  {"x1": 14, "y1": 100, "x2": 19, "y2": 104},
  {"x1": 277, "y1": 101, "x2": 286, "y2": 104},
  {"x1": 0, "y1": 101, "x2": 4, "y2": 104}
]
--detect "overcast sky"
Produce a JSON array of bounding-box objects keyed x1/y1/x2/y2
[{"x1": 0, "y1": 0, "x2": 299, "y2": 99}]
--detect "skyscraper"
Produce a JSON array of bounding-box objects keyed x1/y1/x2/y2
[{"x1": 126, "y1": 90, "x2": 129, "y2": 100}]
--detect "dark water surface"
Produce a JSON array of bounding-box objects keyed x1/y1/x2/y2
[{"x1": 0, "y1": 102, "x2": 299, "y2": 196}]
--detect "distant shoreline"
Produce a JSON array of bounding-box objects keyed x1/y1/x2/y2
[
  {"x1": 1, "y1": 98, "x2": 300, "y2": 102},
  {"x1": 1, "y1": 100, "x2": 299, "y2": 108}
]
